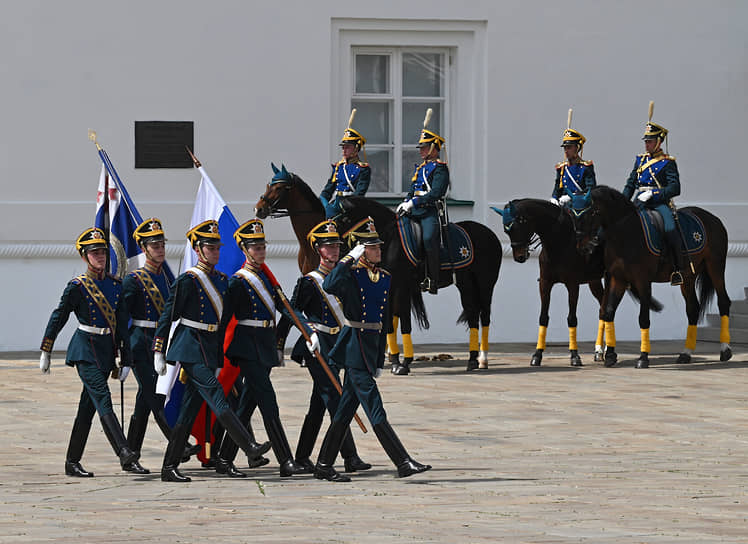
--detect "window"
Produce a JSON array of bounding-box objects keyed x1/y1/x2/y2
[{"x1": 351, "y1": 48, "x2": 450, "y2": 195}]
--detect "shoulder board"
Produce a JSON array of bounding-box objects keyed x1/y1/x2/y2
[
  {"x1": 665, "y1": 155, "x2": 676, "y2": 161},
  {"x1": 217, "y1": 271, "x2": 228, "y2": 280},
  {"x1": 555, "y1": 161, "x2": 567, "y2": 169},
  {"x1": 435, "y1": 160, "x2": 447, "y2": 165},
  {"x1": 71, "y1": 276, "x2": 82, "y2": 285},
  {"x1": 380, "y1": 268, "x2": 391, "y2": 276},
  {"x1": 107, "y1": 274, "x2": 121, "y2": 283},
  {"x1": 637, "y1": 153, "x2": 648, "y2": 158},
  {"x1": 357, "y1": 161, "x2": 369, "y2": 168},
  {"x1": 581, "y1": 159, "x2": 593, "y2": 166}
]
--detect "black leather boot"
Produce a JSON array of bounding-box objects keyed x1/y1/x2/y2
[
  {"x1": 666, "y1": 230, "x2": 684, "y2": 286},
  {"x1": 215, "y1": 457, "x2": 247, "y2": 477},
  {"x1": 294, "y1": 413, "x2": 323, "y2": 473},
  {"x1": 216, "y1": 410, "x2": 272, "y2": 462},
  {"x1": 265, "y1": 416, "x2": 307, "y2": 477},
  {"x1": 314, "y1": 418, "x2": 351, "y2": 482},
  {"x1": 423, "y1": 250, "x2": 439, "y2": 295},
  {"x1": 340, "y1": 429, "x2": 371, "y2": 472},
  {"x1": 123, "y1": 414, "x2": 150, "y2": 474},
  {"x1": 100, "y1": 412, "x2": 138, "y2": 468},
  {"x1": 161, "y1": 423, "x2": 192, "y2": 482},
  {"x1": 65, "y1": 415, "x2": 94, "y2": 477},
  {"x1": 373, "y1": 421, "x2": 431, "y2": 478}
]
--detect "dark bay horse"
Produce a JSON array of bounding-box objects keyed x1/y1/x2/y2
[
  {"x1": 254, "y1": 168, "x2": 502, "y2": 372},
  {"x1": 574, "y1": 186, "x2": 732, "y2": 368},
  {"x1": 492, "y1": 199, "x2": 606, "y2": 366}
]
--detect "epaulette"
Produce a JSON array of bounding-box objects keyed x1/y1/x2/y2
[
  {"x1": 380, "y1": 268, "x2": 391, "y2": 276},
  {"x1": 435, "y1": 159, "x2": 447, "y2": 165},
  {"x1": 580, "y1": 159, "x2": 593, "y2": 166},
  {"x1": 665, "y1": 155, "x2": 676, "y2": 161},
  {"x1": 555, "y1": 161, "x2": 568, "y2": 169},
  {"x1": 357, "y1": 161, "x2": 370, "y2": 168},
  {"x1": 108, "y1": 274, "x2": 122, "y2": 283},
  {"x1": 217, "y1": 271, "x2": 228, "y2": 280}
]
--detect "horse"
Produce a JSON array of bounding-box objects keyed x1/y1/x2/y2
[
  {"x1": 254, "y1": 166, "x2": 502, "y2": 372},
  {"x1": 573, "y1": 185, "x2": 732, "y2": 368},
  {"x1": 491, "y1": 199, "x2": 607, "y2": 367}
]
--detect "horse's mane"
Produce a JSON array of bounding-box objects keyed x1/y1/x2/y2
[
  {"x1": 289, "y1": 172, "x2": 325, "y2": 215},
  {"x1": 591, "y1": 186, "x2": 634, "y2": 210}
]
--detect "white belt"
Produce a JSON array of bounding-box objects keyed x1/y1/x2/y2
[
  {"x1": 335, "y1": 190, "x2": 354, "y2": 197},
  {"x1": 78, "y1": 324, "x2": 112, "y2": 335},
  {"x1": 311, "y1": 323, "x2": 340, "y2": 335},
  {"x1": 237, "y1": 318, "x2": 274, "y2": 328},
  {"x1": 414, "y1": 190, "x2": 428, "y2": 196},
  {"x1": 132, "y1": 319, "x2": 157, "y2": 329},
  {"x1": 177, "y1": 317, "x2": 219, "y2": 332},
  {"x1": 343, "y1": 319, "x2": 382, "y2": 331}
]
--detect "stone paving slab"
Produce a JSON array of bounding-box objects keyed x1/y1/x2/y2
[{"x1": 0, "y1": 341, "x2": 746, "y2": 543}]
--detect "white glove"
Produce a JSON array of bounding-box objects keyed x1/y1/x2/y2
[
  {"x1": 277, "y1": 349, "x2": 286, "y2": 366},
  {"x1": 396, "y1": 200, "x2": 414, "y2": 216},
  {"x1": 154, "y1": 352, "x2": 167, "y2": 376},
  {"x1": 306, "y1": 332, "x2": 320, "y2": 354},
  {"x1": 637, "y1": 189, "x2": 653, "y2": 202},
  {"x1": 374, "y1": 367, "x2": 383, "y2": 379},
  {"x1": 549, "y1": 197, "x2": 560, "y2": 206},
  {"x1": 559, "y1": 195, "x2": 571, "y2": 206},
  {"x1": 39, "y1": 351, "x2": 51, "y2": 374},
  {"x1": 118, "y1": 366, "x2": 130, "y2": 383},
  {"x1": 349, "y1": 244, "x2": 366, "y2": 260}
]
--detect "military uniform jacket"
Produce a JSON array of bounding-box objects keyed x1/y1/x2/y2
[
  {"x1": 552, "y1": 159, "x2": 596, "y2": 199},
  {"x1": 323, "y1": 255, "x2": 390, "y2": 374},
  {"x1": 277, "y1": 266, "x2": 344, "y2": 365},
  {"x1": 123, "y1": 264, "x2": 171, "y2": 362},
  {"x1": 406, "y1": 160, "x2": 449, "y2": 217},
  {"x1": 320, "y1": 159, "x2": 371, "y2": 200},
  {"x1": 153, "y1": 266, "x2": 229, "y2": 369},
  {"x1": 224, "y1": 265, "x2": 311, "y2": 368},
  {"x1": 41, "y1": 271, "x2": 131, "y2": 372},
  {"x1": 622, "y1": 152, "x2": 680, "y2": 206}
]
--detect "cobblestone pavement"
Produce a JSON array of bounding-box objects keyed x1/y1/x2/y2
[{"x1": 1, "y1": 341, "x2": 746, "y2": 543}]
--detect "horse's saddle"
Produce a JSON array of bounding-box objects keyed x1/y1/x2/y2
[
  {"x1": 397, "y1": 216, "x2": 474, "y2": 270},
  {"x1": 638, "y1": 208, "x2": 706, "y2": 256}
]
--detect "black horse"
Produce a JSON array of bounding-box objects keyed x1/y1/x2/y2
[
  {"x1": 492, "y1": 199, "x2": 606, "y2": 366},
  {"x1": 339, "y1": 196, "x2": 502, "y2": 372},
  {"x1": 573, "y1": 186, "x2": 732, "y2": 368}
]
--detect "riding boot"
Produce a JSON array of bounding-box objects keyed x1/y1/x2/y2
[
  {"x1": 161, "y1": 422, "x2": 192, "y2": 482},
  {"x1": 99, "y1": 412, "x2": 138, "y2": 468},
  {"x1": 215, "y1": 429, "x2": 244, "y2": 477},
  {"x1": 420, "y1": 250, "x2": 439, "y2": 295},
  {"x1": 216, "y1": 410, "x2": 272, "y2": 462},
  {"x1": 340, "y1": 429, "x2": 372, "y2": 472},
  {"x1": 314, "y1": 418, "x2": 351, "y2": 482},
  {"x1": 245, "y1": 418, "x2": 270, "y2": 467},
  {"x1": 294, "y1": 413, "x2": 323, "y2": 473},
  {"x1": 373, "y1": 421, "x2": 431, "y2": 478},
  {"x1": 123, "y1": 414, "x2": 150, "y2": 474},
  {"x1": 265, "y1": 416, "x2": 307, "y2": 477},
  {"x1": 65, "y1": 414, "x2": 94, "y2": 477},
  {"x1": 666, "y1": 230, "x2": 684, "y2": 285}
]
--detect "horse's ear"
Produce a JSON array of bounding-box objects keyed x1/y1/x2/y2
[
  {"x1": 280, "y1": 164, "x2": 289, "y2": 178},
  {"x1": 490, "y1": 205, "x2": 503, "y2": 217},
  {"x1": 271, "y1": 162, "x2": 279, "y2": 175}
]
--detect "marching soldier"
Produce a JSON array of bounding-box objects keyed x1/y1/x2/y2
[
  {"x1": 40, "y1": 227, "x2": 137, "y2": 477},
  {"x1": 396, "y1": 111, "x2": 450, "y2": 294},
  {"x1": 319, "y1": 109, "x2": 371, "y2": 219},
  {"x1": 276, "y1": 219, "x2": 371, "y2": 473},
  {"x1": 153, "y1": 220, "x2": 271, "y2": 482},
  {"x1": 215, "y1": 218, "x2": 317, "y2": 477},
  {"x1": 314, "y1": 217, "x2": 432, "y2": 482},
  {"x1": 622, "y1": 102, "x2": 683, "y2": 285},
  {"x1": 551, "y1": 109, "x2": 596, "y2": 206}
]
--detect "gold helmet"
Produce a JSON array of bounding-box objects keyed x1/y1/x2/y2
[{"x1": 561, "y1": 108, "x2": 586, "y2": 149}]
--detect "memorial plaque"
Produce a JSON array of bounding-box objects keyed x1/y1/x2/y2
[{"x1": 134, "y1": 121, "x2": 194, "y2": 168}]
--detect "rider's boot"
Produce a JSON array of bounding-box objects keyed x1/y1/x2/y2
[{"x1": 666, "y1": 230, "x2": 684, "y2": 286}]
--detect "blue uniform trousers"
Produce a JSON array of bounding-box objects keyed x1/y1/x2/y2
[
  {"x1": 653, "y1": 203, "x2": 676, "y2": 232},
  {"x1": 233, "y1": 359, "x2": 280, "y2": 423},
  {"x1": 413, "y1": 210, "x2": 440, "y2": 258},
  {"x1": 332, "y1": 367, "x2": 387, "y2": 427}
]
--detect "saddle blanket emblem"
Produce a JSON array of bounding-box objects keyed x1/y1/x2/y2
[
  {"x1": 638, "y1": 209, "x2": 706, "y2": 257},
  {"x1": 397, "y1": 216, "x2": 474, "y2": 270}
]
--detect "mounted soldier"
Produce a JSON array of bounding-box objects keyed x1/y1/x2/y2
[
  {"x1": 319, "y1": 108, "x2": 371, "y2": 220},
  {"x1": 396, "y1": 108, "x2": 450, "y2": 294},
  {"x1": 551, "y1": 109, "x2": 596, "y2": 207},
  {"x1": 40, "y1": 227, "x2": 137, "y2": 477},
  {"x1": 622, "y1": 101, "x2": 683, "y2": 285}
]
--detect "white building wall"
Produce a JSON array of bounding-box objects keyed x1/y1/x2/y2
[{"x1": 1, "y1": 1, "x2": 746, "y2": 350}]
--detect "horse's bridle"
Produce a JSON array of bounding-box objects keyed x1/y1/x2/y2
[{"x1": 257, "y1": 180, "x2": 324, "y2": 219}]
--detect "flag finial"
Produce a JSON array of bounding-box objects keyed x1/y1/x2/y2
[
  {"x1": 185, "y1": 146, "x2": 201, "y2": 168},
  {"x1": 88, "y1": 129, "x2": 102, "y2": 151}
]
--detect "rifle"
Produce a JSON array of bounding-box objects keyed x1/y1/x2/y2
[{"x1": 260, "y1": 264, "x2": 367, "y2": 433}]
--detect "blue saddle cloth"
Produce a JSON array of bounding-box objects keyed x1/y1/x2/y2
[
  {"x1": 638, "y1": 208, "x2": 706, "y2": 256},
  {"x1": 396, "y1": 216, "x2": 474, "y2": 270}
]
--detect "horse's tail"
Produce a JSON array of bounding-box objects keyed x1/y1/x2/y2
[
  {"x1": 696, "y1": 270, "x2": 715, "y2": 323},
  {"x1": 410, "y1": 282, "x2": 429, "y2": 329},
  {"x1": 627, "y1": 287, "x2": 664, "y2": 313}
]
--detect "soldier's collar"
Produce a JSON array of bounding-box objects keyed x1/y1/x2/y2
[
  {"x1": 144, "y1": 260, "x2": 162, "y2": 274},
  {"x1": 344, "y1": 156, "x2": 360, "y2": 165},
  {"x1": 85, "y1": 267, "x2": 105, "y2": 280},
  {"x1": 195, "y1": 260, "x2": 214, "y2": 274},
  {"x1": 317, "y1": 262, "x2": 334, "y2": 275},
  {"x1": 649, "y1": 149, "x2": 665, "y2": 159},
  {"x1": 356, "y1": 256, "x2": 379, "y2": 272},
  {"x1": 243, "y1": 259, "x2": 260, "y2": 272}
]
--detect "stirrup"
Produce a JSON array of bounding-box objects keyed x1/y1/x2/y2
[{"x1": 670, "y1": 270, "x2": 683, "y2": 286}]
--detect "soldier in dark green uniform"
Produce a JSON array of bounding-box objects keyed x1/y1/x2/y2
[
  {"x1": 314, "y1": 217, "x2": 432, "y2": 482},
  {"x1": 153, "y1": 220, "x2": 271, "y2": 483},
  {"x1": 276, "y1": 219, "x2": 371, "y2": 473},
  {"x1": 396, "y1": 120, "x2": 450, "y2": 294},
  {"x1": 40, "y1": 227, "x2": 137, "y2": 477},
  {"x1": 320, "y1": 110, "x2": 371, "y2": 219},
  {"x1": 622, "y1": 102, "x2": 683, "y2": 285},
  {"x1": 215, "y1": 219, "x2": 316, "y2": 477}
]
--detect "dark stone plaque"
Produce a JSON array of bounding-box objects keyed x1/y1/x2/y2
[{"x1": 134, "y1": 121, "x2": 194, "y2": 168}]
